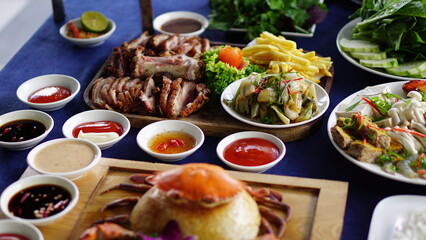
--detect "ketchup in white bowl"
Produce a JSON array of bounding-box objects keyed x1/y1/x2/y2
[
  {"x1": 223, "y1": 137, "x2": 280, "y2": 166},
  {"x1": 28, "y1": 86, "x2": 71, "y2": 103},
  {"x1": 72, "y1": 120, "x2": 124, "y2": 143}
]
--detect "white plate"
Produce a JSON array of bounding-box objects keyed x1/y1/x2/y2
[
  {"x1": 368, "y1": 195, "x2": 426, "y2": 240},
  {"x1": 336, "y1": 18, "x2": 416, "y2": 81},
  {"x1": 327, "y1": 81, "x2": 426, "y2": 185},
  {"x1": 221, "y1": 78, "x2": 330, "y2": 129}
]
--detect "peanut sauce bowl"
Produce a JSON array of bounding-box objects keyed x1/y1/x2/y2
[
  {"x1": 153, "y1": 11, "x2": 209, "y2": 37},
  {"x1": 216, "y1": 131, "x2": 286, "y2": 173},
  {"x1": 0, "y1": 219, "x2": 44, "y2": 240},
  {"x1": 27, "y1": 138, "x2": 102, "y2": 180},
  {"x1": 0, "y1": 109, "x2": 54, "y2": 151},
  {"x1": 16, "y1": 74, "x2": 80, "y2": 112},
  {"x1": 62, "y1": 109, "x2": 131, "y2": 150},
  {"x1": 136, "y1": 120, "x2": 205, "y2": 162},
  {"x1": 0, "y1": 175, "x2": 79, "y2": 227},
  {"x1": 59, "y1": 17, "x2": 116, "y2": 47}
]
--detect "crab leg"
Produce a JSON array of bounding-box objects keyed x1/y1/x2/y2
[
  {"x1": 247, "y1": 187, "x2": 283, "y2": 202},
  {"x1": 93, "y1": 214, "x2": 130, "y2": 225},
  {"x1": 101, "y1": 183, "x2": 152, "y2": 194},
  {"x1": 79, "y1": 222, "x2": 138, "y2": 240},
  {"x1": 101, "y1": 197, "x2": 140, "y2": 212},
  {"x1": 254, "y1": 197, "x2": 292, "y2": 221},
  {"x1": 129, "y1": 173, "x2": 154, "y2": 185},
  {"x1": 259, "y1": 217, "x2": 274, "y2": 235},
  {"x1": 259, "y1": 206, "x2": 286, "y2": 238}
]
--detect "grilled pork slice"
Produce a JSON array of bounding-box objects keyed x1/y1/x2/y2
[
  {"x1": 158, "y1": 76, "x2": 173, "y2": 117},
  {"x1": 131, "y1": 54, "x2": 204, "y2": 81},
  {"x1": 138, "y1": 75, "x2": 158, "y2": 115}
]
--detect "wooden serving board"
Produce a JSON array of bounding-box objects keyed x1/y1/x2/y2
[
  {"x1": 83, "y1": 56, "x2": 334, "y2": 142},
  {"x1": 13, "y1": 158, "x2": 348, "y2": 240}
]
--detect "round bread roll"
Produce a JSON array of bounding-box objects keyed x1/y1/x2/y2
[{"x1": 130, "y1": 187, "x2": 261, "y2": 240}]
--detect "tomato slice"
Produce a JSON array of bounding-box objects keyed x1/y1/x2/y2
[{"x1": 219, "y1": 45, "x2": 243, "y2": 69}]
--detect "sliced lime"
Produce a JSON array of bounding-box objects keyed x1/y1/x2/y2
[{"x1": 81, "y1": 11, "x2": 109, "y2": 33}]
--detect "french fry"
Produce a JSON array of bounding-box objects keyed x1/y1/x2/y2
[{"x1": 242, "y1": 31, "x2": 333, "y2": 82}]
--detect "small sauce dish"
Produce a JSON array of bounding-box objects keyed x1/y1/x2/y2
[
  {"x1": 59, "y1": 17, "x2": 116, "y2": 47},
  {"x1": 27, "y1": 138, "x2": 101, "y2": 180},
  {"x1": 136, "y1": 120, "x2": 204, "y2": 161},
  {"x1": 0, "y1": 219, "x2": 43, "y2": 240},
  {"x1": 0, "y1": 109, "x2": 54, "y2": 151},
  {"x1": 216, "y1": 131, "x2": 286, "y2": 173},
  {"x1": 16, "y1": 74, "x2": 80, "y2": 112},
  {"x1": 0, "y1": 175, "x2": 79, "y2": 227},
  {"x1": 62, "y1": 110, "x2": 130, "y2": 150},
  {"x1": 153, "y1": 11, "x2": 209, "y2": 37}
]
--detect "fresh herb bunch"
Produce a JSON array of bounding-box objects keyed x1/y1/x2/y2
[
  {"x1": 208, "y1": 0, "x2": 328, "y2": 39},
  {"x1": 351, "y1": 0, "x2": 426, "y2": 63}
]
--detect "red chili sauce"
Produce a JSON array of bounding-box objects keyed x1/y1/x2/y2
[
  {"x1": 72, "y1": 121, "x2": 123, "y2": 138},
  {"x1": 0, "y1": 233, "x2": 29, "y2": 240},
  {"x1": 148, "y1": 131, "x2": 195, "y2": 154},
  {"x1": 223, "y1": 138, "x2": 280, "y2": 166},
  {"x1": 28, "y1": 86, "x2": 71, "y2": 103}
]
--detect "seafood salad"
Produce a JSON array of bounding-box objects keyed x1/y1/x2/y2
[
  {"x1": 226, "y1": 72, "x2": 319, "y2": 125},
  {"x1": 331, "y1": 80, "x2": 426, "y2": 179}
]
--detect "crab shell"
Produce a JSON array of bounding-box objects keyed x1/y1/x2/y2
[{"x1": 130, "y1": 163, "x2": 261, "y2": 240}]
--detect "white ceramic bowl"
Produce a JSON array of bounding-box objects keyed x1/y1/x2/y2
[
  {"x1": 0, "y1": 219, "x2": 43, "y2": 240},
  {"x1": 0, "y1": 175, "x2": 79, "y2": 227},
  {"x1": 27, "y1": 138, "x2": 101, "y2": 180},
  {"x1": 136, "y1": 120, "x2": 204, "y2": 161},
  {"x1": 0, "y1": 110, "x2": 54, "y2": 151},
  {"x1": 16, "y1": 74, "x2": 80, "y2": 111},
  {"x1": 62, "y1": 110, "x2": 131, "y2": 150},
  {"x1": 59, "y1": 17, "x2": 116, "y2": 47},
  {"x1": 153, "y1": 11, "x2": 209, "y2": 37},
  {"x1": 216, "y1": 131, "x2": 286, "y2": 173}
]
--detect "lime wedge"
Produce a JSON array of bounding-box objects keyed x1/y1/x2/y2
[{"x1": 81, "y1": 11, "x2": 109, "y2": 33}]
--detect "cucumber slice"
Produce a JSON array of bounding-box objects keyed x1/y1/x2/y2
[
  {"x1": 360, "y1": 58, "x2": 399, "y2": 68},
  {"x1": 386, "y1": 61, "x2": 426, "y2": 76},
  {"x1": 350, "y1": 52, "x2": 387, "y2": 60},
  {"x1": 339, "y1": 38, "x2": 380, "y2": 53},
  {"x1": 410, "y1": 69, "x2": 426, "y2": 78}
]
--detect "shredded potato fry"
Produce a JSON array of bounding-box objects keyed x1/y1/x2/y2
[{"x1": 242, "y1": 31, "x2": 333, "y2": 83}]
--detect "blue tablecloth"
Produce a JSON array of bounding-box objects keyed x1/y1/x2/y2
[{"x1": 1, "y1": 0, "x2": 426, "y2": 239}]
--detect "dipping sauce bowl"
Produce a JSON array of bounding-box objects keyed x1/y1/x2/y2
[
  {"x1": 0, "y1": 219, "x2": 43, "y2": 240},
  {"x1": 216, "y1": 131, "x2": 286, "y2": 173},
  {"x1": 27, "y1": 138, "x2": 101, "y2": 180},
  {"x1": 0, "y1": 175, "x2": 79, "y2": 227}
]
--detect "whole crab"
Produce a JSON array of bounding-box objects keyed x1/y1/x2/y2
[{"x1": 80, "y1": 163, "x2": 291, "y2": 240}]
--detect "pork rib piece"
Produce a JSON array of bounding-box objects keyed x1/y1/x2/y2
[{"x1": 131, "y1": 54, "x2": 204, "y2": 81}]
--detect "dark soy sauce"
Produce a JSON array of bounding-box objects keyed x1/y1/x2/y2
[{"x1": 0, "y1": 119, "x2": 46, "y2": 142}]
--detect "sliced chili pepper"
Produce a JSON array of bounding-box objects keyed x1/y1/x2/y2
[
  {"x1": 170, "y1": 138, "x2": 185, "y2": 146},
  {"x1": 392, "y1": 126, "x2": 426, "y2": 138},
  {"x1": 362, "y1": 97, "x2": 385, "y2": 116},
  {"x1": 417, "y1": 153, "x2": 426, "y2": 168},
  {"x1": 254, "y1": 77, "x2": 269, "y2": 93},
  {"x1": 416, "y1": 170, "x2": 426, "y2": 174},
  {"x1": 287, "y1": 86, "x2": 301, "y2": 95},
  {"x1": 67, "y1": 21, "x2": 80, "y2": 38}
]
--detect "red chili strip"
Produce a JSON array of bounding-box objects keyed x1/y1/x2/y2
[
  {"x1": 393, "y1": 126, "x2": 426, "y2": 138},
  {"x1": 68, "y1": 21, "x2": 80, "y2": 38},
  {"x1": 287, "y1": 86, "x2": 301, "y2": 95},
  {"x1": 362, "y1": 97, "x2": 384, "y2": 116},
  {"x1": 417, "y1": 153, "x2": 426, "y2": 168}
]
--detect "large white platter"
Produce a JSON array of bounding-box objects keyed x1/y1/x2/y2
[
  {"x1": 327, "y1": 81, "x2": 426, "y2": 185},
  {"x1": 222, "y1": 78, "x2": 329, "y2": 129},
  {"x1": 368, "y1": 195, "x2": 426, "y2": 240},
  {"x1": 336, "y1": 18, "x2": 415, "y2": 81}
]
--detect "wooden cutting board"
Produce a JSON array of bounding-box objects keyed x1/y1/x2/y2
[
  {"x1": 13, "y1": 158, "x2": 348, "y2": 240},
  {"x1": 83, "y1": 55, "x2": 334, "y2": 142}
]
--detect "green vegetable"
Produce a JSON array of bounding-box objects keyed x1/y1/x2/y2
[
  {"x1": 351, "y1": 0, "x2": 426, "y2": 63},
  {"x1": 202, "y1": 47, "x2": 265, "y2": 101},
  {"x1": 208, "y1": 0, "x2": 327, "y2": 39}
]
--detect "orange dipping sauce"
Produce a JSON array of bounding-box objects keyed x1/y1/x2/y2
[
  {"x1": 149, "y1": 131, "x2": 195, "y2": 154},
  {"x1": 72, "y1": 121, "x2": 123, "y2": 137},
  {"x1": 223, "y1": 138, "x2": 280, "y2": 166},
  {"x1": 28, "y1": 86, "x2": 71, "y2": 103}
]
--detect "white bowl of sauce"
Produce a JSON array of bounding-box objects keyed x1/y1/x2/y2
[
  {"x1": 27, "y1": 138, "x2": 101, "y2": 180},
  {"x1": 216, "y1": 131, "x2": 286, "y2": 173},
  {"x1": 16, "y1": 74, "x2": 80, "y2": 112},
  {"x1": 0, "y1": 175, "x2": 79, "y2": 227},
  {"x1": 153, "y1": 11, "x2": 209, "y2": 37},
  {"x1": 0, "y1": 109, "x2": 54, "y2": 151},
  {"x1": 0, "y1": 219, "x2": 43, "y2": 240},
  {"x1": 136, "y1": 120, "x2": 204, "y2": 161},
  {"x1": 62, "y1": 109, "x2": 131, "y2": 150}
]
